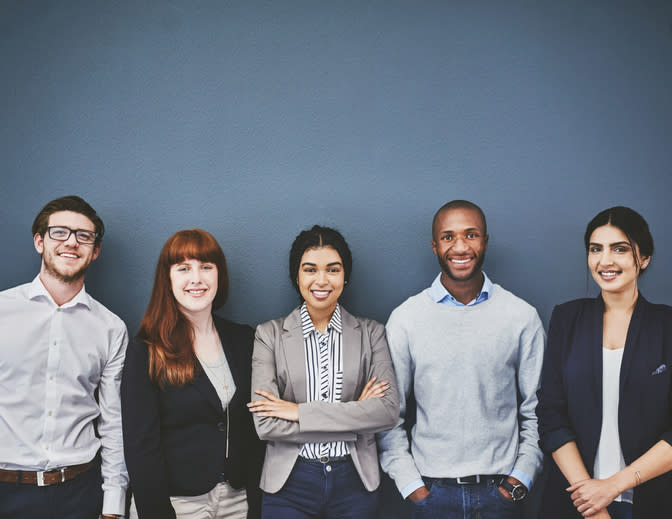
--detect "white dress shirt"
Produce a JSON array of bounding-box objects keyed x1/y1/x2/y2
[{"x1": 0, "y1": 276, "x2": 129, "y2": 515}]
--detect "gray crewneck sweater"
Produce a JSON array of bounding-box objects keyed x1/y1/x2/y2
[{"x1": 377, "y1": 284, "x2": 545, "y2": 495}]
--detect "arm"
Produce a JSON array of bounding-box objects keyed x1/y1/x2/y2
[
  {"x1": 508, "y1": 311, "x2": 546, "y2": 489},
  {"x1": 569, "y1": 439, "x2": 672, "y2": 517},
  {"x1": 376, "y1": 309, "x2": 426, "y2": 499},
  {"x1": 121, "y1": 339, "x2": 176, "y2": 519},
  {"x1": 250, "y1": 319, "x2": 399, "y2": 442},
  {"x1": 97, "y1": 324, "x2": 130, "y2": 517}
]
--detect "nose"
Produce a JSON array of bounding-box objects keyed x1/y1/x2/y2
[
  {"x1": 189, "y1": 269, "x2": 203, "y2": 284},
  {"x1": 63, "y1": 232, "x2": 79, "y2": 246},
  {"x1": 452, "y1": 236, "x2": 469, "y2": 253},
  {"x1": 316, "y1": 270, "x2": 328, "y2": 285},
  {"x1": 598, "y1": 249, "x2": 614, "y2": 265}
]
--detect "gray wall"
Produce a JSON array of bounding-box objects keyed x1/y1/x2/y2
[{"x1": 2, "y1": 1, "x2": 671, "y2": 516}]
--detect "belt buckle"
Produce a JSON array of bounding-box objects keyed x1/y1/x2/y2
[
  {"x1": 36, "y1": 468, "x2": 65, "y2": 486},
  {"x1": 319, "y1": 456, "x2": 330, "y2": 464},
  {"x1": 456, "y1": 475, "x2": 480, "y2": 485}
]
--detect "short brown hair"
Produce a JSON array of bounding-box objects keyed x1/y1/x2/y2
[{"x1": 32, "y1": 195, "x2": 105, "y2": 246}]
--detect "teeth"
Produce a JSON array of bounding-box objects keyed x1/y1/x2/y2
[
  {"x1": 187, "y1": 289, "x2": 206, "y2": 294},
  {"x1": 600, "y1": 272, "x2": 618, "y2": 279},
  {"x1": 451, "y1": 258, "x2": 470, "y2": 264},
  {"x1": 59, "y1": 253, "x2": 78, "y2": 259},
  {"x1": 312, "y1": 291, "x2": 330, "y2": 297}
]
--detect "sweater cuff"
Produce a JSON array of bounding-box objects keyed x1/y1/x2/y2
[
  {"x1": 509, "y1": 468, "x2": 532, "y2": 491},
  {"x1": 401, "y1": 478, "x2": 425, "y2": 499}
]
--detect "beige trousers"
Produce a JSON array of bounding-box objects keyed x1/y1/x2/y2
[{"x1": 129, "y1": 482, "x2": 247, "y2": 519}]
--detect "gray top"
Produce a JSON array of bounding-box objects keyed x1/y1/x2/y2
[{"x1": 377, "y1": 283, "x2": 545, "y2": 496}]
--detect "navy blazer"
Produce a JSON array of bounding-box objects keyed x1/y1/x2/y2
[
  {"x1": 537, "y1": 294, "x2": 672, "y2": 518},
  {"x1": 121, "y1": 316, "x2": 263, "y2": 519}
]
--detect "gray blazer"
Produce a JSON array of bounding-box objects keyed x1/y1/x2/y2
[{"x1": 251, "y1": 306, "x2": 399, "y2": 493}]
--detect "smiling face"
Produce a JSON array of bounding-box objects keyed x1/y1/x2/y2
[
  {"x1": 588, "y1": 224, "x2": 648, "y2": 295},
  {"x1": 33, "y1": 210, "x2": 100, "y2": 285},
  {"x1": 170, "y1": 258, "x2": 218, "y2": 319},
  {"x1": 297, "y1": 246, "x2": 345, "y2": 317},
  {"x1": 432, "y1": 207, "x2": 488, "y2": 283}
]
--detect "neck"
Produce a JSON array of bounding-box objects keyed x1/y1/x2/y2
[
  {"x1": 185, "y1": 309, "x2": 215, "y2": 335},
  {"x1": 306, "y1": 304, "x2": 336, "y2": 333},
  {"x1": 441, "y1": 271, "x2": 484, "y2": 305},
  {"x1": 39, "y1": 271, "x2": 85, "y2": 306},
  {"x1": 601, "y1": 286, "x2": 639, "y2": 313}
]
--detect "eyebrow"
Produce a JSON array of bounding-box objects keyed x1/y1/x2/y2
[
  {"x1": 300, "y1": 261, "x2": 343, "y2": 267},
  {"x1": 589, "y1": 241, "x2": 631, "y2": 247},
  {"x1": 439, "y1": 227, "x2": 480, "y2": 234}
]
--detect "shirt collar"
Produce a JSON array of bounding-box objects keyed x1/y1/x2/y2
[
  {"x1": 428, "y1": 271, "x2": 494, "y2": 307},
  {"x1": 300, "y1": 303, "x2": 343, "y2": 338},
  {"x1": 27, "y1": 275, "x2": 92, "y2": 309}
]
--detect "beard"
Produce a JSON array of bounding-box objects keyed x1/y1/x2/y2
[
  {"x1": 437, "y1": 251, "x2": 486, "y2": 282},
  {"x1": 41, "y1": 251, "x2": 90, "y2": 284}
]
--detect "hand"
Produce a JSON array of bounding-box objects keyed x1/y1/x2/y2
[
  {"x1": 498, "y1": 476, "x2": 526, "y2": 501},
  {"x1": 407, "y1": 486, "x2": 430, "y2": 502},
  {"x1": 357, "y1": 376, "x2": 390, "y2": 401},
  {"x1": 567, "y1": 478, "x2": 620, "y2": 516},
  {"x1": 248, "y1": 389, "x2": 299, "y2": 422},
  {"x1": 101, "y1": 515, "x2": 119, "y2": 518}
]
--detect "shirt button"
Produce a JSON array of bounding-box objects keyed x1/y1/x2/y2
[
  {"x1": 217, "y1": 422, "x2": 226, "y2": 432},
  {"x1": 326, "y1": 465, "x2": 332, "y2": 472},
  {"x1": 48, "y1": 411, "x2": 52, "y2": 416},
  {"x1": 56, "y1": 308, "x2": 61, "y2": 312}
]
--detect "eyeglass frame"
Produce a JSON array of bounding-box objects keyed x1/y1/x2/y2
[{"x1": 46, "y1": 226, "x2": 99, "y2": 245}]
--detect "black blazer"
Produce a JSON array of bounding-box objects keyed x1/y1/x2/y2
[
  {"x1": 121, "y1": 316, "x2": 263, "y2": 519},
  {"x1": 537, "y1": 294, "x2": 672, "y2": 518}
]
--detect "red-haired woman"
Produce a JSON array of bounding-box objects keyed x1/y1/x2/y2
[{"x1": 121, "y1": 229, "x2": 263, "y2": 519}]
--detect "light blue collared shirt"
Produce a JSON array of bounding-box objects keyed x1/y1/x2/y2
[
  {"x1": 400, "y1": 270, "x2": 532, "y2": 499},
  {"x1": 427, "y1": 271, "x2": 494, "y2": 306}
]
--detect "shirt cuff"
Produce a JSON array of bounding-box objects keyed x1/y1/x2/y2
[
  {"x1": 102, "y1": 487, "x2": 127, "y2": 517},
  {"x1": 401, "y1": 478, "x2": 425, "y2": 499},
  {"x1": 509, "y1": 468, "x2": 532, "y2": 491}
]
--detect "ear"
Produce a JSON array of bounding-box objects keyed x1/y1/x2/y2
[
  {"x1": 640, "y1": 256, "x2": 650, "y2": 270},
  {"x1": 431, "y1": 239, "x2": 438, "y2": 256},
  {"x1": 34, "y1": 233, "x2": 45, "y2": 254},
  {"x1": 91, "y1": 245, "x2": 101, "y2": 262},
  {"x1": 483, "y1": 233, "x2": 489, "y2": 250}
]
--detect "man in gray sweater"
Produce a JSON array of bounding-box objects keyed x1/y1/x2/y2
[{"x1": 377, "y1": 200, "x2": 545, "y2": 518}]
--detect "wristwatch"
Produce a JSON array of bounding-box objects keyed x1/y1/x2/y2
[{"x1": 499, "y1": 479, "x2": 528, "y2": 501}]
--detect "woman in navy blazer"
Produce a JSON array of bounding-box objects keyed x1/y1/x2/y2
[
  {"x1": 121, "y1": 229, "x2": 263, "y2": 519},
  {"x1": 537, "y1": 207, "x2": 672, "y2": 519}
]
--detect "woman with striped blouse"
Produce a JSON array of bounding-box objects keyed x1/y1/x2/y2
[{"x1": 247, "y1": 225, "x2": 399, "y2": 519}]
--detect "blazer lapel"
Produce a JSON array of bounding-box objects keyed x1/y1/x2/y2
[
  {"x1": 281, "y1": 308, "x2": 308, "y2": 403},
  {"x1": 589, "y1": 296, "x2": 605, "y2": 409},
  {"x1": 619, "y1": 294, "x2": 646, "y2": 395},
  {"x1": 215, "y1": 316, "x2": 244, "y2": 409},
  {"x1": 340, "y1": 307, "x2": 362, "y2": 403},
  {"x1": 192, "y1": 366, "x2": 226, "y2": 414}
]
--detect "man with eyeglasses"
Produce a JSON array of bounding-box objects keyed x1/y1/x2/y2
[{"x1": 0, "y1": 196, "x2": 128, "y2": 518}]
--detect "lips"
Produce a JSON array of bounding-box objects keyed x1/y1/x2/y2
[
  {"x1": 598, "y1": 270, "x2": 620, "y2": 280},
  {"x1": 447, "y1": 256, "x2": 474, "y2": 267},
  {"x1": 185, "y1": 288, "x2": 208, "y2": 297},
  {"x1": 57, "y1": 252, "x2": 80, "y2": 260},
  {"x1": 311, "y1": 290, "x2": 331, "y2": 300}
]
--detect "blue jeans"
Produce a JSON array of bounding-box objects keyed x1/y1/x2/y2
[
  {"x1": 0, "y1": 466, "x2": 103, "y2": 519},
  {"x1": 262, "y1": 457, "x2": 378, "y2": 519},
  {"x1": 607, "y1": 502, "x2": 632, "y2": 519},
  {"x1": 410, "y1": 476, "x2": 522, "y2": 519}
]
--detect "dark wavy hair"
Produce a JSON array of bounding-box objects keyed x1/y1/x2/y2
[
  {"x1": 584, "y1": 206, "x2": 654, "y2": 274},
  {"x1": 138, "y1": 229, "x2": 229, "y2": 387},
  {"x1": 289, "y1": 225, "x2": 352, "y2": 298}
]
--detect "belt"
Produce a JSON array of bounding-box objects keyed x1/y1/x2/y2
[
  {"x1": 298, "y1": 455, "x2": 351, "y2": 464},
  {"x1": 0, "y1": 459, "x2": 98, "y2": 486},
  {"x1": 428, "y1": 474, "x2": 504, "y2": 485}
]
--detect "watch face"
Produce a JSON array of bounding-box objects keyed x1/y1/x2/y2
[{"x1": 511, "y1": 485, "x2": 527, "y2": 501}]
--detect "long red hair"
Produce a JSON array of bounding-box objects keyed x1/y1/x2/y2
[{"x1": 138, "y1": 229, "x2": 229, "y2": 387}]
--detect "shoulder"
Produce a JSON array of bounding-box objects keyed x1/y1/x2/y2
[
  {"x1": 639, "y1": 296, "x2": 672, "y2": 323},
  {"x1": 255, "y1": 308, "x2": 299, "y2": 340},
  {"x1": 550, "y1": 297, "x2": 597, "y2": 321},
  {"x1": 84, "y1": 294, "x2": 127, "y2": 333},
  {"x1": 0, "y1": 282, "x2": 29, "y2": 299},
  {"x1": 341, "y1": 306, "x2": 384, "y2": 335},
  {"x1": 387, "y1": 289, "x2": 432, "y2": 321},
  {"x1": 214, "y1": 315, "x2": 254, "y2": 340},
  {"x1": 488, "y1": 285, "x2": 541, "y2": 324}
]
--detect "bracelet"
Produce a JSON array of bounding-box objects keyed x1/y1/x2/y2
[{"x1": 634, "y1": 470, "x2": 642, "y2": 486}]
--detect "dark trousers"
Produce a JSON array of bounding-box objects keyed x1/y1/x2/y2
[
  {"x1": 262, "y1": 457, "x2": 378, "y2": 519},
  {"x1": 607, "y1": 502, "x2": 632, "y2": 519},
  {"x1": 0, "y1": 466, "x2": 103, "y2": 519}
]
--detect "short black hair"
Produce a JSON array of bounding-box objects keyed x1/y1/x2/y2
[
  {"x1": 289, "y1": 225, "x2": 352, "y2": 295},
  {"x1": 432, "y1": 200, "x2": 487, "y2": 238},
  {"x1": 584, "y1": 206, "x2": 653, "y2": 274},
  {"x1": 32, "y1": 195, "x2": 105, "y2": 246}
]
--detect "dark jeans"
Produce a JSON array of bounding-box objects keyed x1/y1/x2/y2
[
  {"x1": 410, "y1": 476, "x2": 522, "y2": 519},
  {"x1": 0, "y1": 466, "x2": 103, "y2": 519},
  {"x1": 262, "y1": 457, "x2": 378, "y2": 519},
  {"x1": 607, "y1": 501, "x2": 632, "y2": 519}
]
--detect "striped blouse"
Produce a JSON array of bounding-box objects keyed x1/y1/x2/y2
[{"x1": 298, "y1": 303, "x2": 350, "y2": 459}]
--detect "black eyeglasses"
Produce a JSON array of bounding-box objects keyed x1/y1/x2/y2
[{"x1": 46, "y1": 226, "x2": 98, "y2": 245}]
